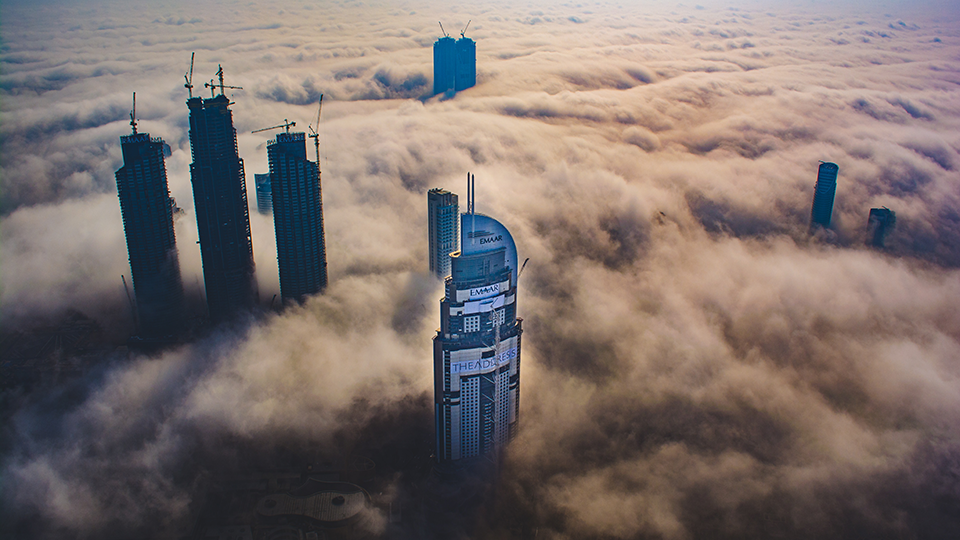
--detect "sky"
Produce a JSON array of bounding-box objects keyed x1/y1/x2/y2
[{"x1": 1, "y1": 0, "x2": 959, "y2": 538}]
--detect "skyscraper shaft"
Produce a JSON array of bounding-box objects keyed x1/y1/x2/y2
[
  {"x1": 428, "y1": 188, "x2": 459, "y2": 279},
  {"x1": 116, "y1": 131, "x2": 184, "y2": 337},
  {"x1": 434, "y1": 177, "x2": 521, "y2": 462},
  {"x1": 268, "y1": 132, "x2": 327, "y2": 301},
  {"x1": 187, "y1": 93, "x2": 258, "y2": 321},
  {"x1": 811, "y1": 161, "x2": 839, "y2": 230}
]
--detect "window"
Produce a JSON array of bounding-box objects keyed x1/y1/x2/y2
[{"x1": 464, "y1": 315, "x2": 480, "y2": 333}]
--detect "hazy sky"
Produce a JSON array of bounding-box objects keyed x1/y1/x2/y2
[{"x1": 1, "y1": 0, "x2": 959, "y2": 538}]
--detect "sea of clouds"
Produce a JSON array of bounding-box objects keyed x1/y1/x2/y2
[{"x1": 1, "y1": 0, "x2": 959, "y2": 538}]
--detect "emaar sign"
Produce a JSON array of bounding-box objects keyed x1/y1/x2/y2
[{"x1": 469, "y1": 283, "x2": 500, "y2": 299}]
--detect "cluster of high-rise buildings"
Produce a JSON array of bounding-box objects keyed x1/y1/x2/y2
[
  {"x1": 433, "y1": 22, "x2": 476, "y2": 96},
  {"x1": 115, "y1": 65, "x2": 327, "y2": 340},
  {"x1": 808, "y1": 161, "x2": 896, "y2": 247}
]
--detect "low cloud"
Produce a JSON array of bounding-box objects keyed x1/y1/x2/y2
[{"x1": 2, "y1": 0, "x2": 959, "y2": 539}]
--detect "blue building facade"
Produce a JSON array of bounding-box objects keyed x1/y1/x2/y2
[
  {"x1": 187, "y1": 92, "x2": 258, "y2": 322},
  {"x1": 115, "y1": 130, "x2": 184, "y2": 337},
  {"x1": 267, "y1": 132, "x2": 327, "y2": 302},
  {"x1": 433, "y1": 36, "x2": 457, "y2": 95},
  {"x1": 455, "y1": 36, "x2": 476, "y2": 92},
  {"x1": 427, "y1": 188, "x2": 459, "y2": 279},
  {"x1": 434, "y1": 183, "x2": 521, "y2": 462},
  {"x1": 810, "y1": 161, "x2": 839, "y2": 230},
  {"x1": 255, "y1": 173, "x2": 272, "y2": 215}
]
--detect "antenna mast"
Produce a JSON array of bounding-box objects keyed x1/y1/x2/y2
[
  {"x1": 184, "y1": 52, "x2": 195, "y2": 98},
  {"x1": 461, "y1": 19, "x2": 471, "y2": 38},
  {"x1": 129, "y1": 92, "x2": 137, "y2": 134},
  {"x1": 438, "y1": 21, "x2": 449, "y2": 37}
]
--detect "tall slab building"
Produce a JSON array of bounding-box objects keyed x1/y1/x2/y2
[
  {"x1": 810, "y1": 161, "x2": 839, "y2": 230},
  {"x1": 433, "y1": 35, "x2": 457, "y2": 95},
  {"x1": 115, "y1": 116, "x2": 184, "y2": 337},
  {"x1": 267, "y1": 131, "x2": 327, "y2": 302},
  {"x1": 187, "y1": 85, "x2": 258, "y2": 322},
  {"x1": 427, "y1": 188, "x2": 459, "y2": 279},
  {"x1": 455, "y1": 35, "x2": 476, "y2": 92},
  {"x1": 434, "y1": 175, "x2": 521, "y2": 462}
]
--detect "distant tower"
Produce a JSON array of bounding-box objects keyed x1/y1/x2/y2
[
  {"x1": 866, "y1": 207, "x2": 896, "y2": 248},
  {"x1": 810, "y1": 161, "x2": 839, "y2": 230},
  {"x1": 455, "y1": 35, "x2": 476, "y2": 91},
  {"x1": 433, "y1": 34, "x2": 457, "y2": 95},
  {"x1": 434, "y1": 174, "x2": 521, "y2": 463},
  {"x1": 428, "y1": 188, "x2": 459, "y2": 279},
  {"x1": 268, "y1": 131, "x2": 327, "y2": 302},
  {"x1": 115, "y1": 96, "x2": 184, "y2": 337},
  {"x1": 254, "y1": 173, "x2": 272, "y2": 215},
  {"x1": 187, "y1": 68, "x2": 258, "y2": 322}
]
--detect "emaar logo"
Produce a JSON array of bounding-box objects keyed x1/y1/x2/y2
[
  {"x1": 479, "y1": 235, "x2": 502, "y2": 245},
  {"x1": 469, "y1": 284, "x2": 500, "y2": 298}
]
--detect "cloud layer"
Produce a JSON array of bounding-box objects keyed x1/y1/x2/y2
[{"x1": 2, "y1": 0, "x2": 959, "y2": 538}]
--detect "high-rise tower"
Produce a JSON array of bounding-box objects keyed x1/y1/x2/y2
[
  {"x1": 433, "y1": 34, "x2": 457, "y2": 95},
  {"x1": 455, "y1": 35, "x2": 476, "y2": 92},
  {"x1": 810, "y1": 161, "x2": 839, "y2": 230},
  {"x1": 187, "y1": 67, "x2": 258, "y2": 322},
  {"x1": 434, "y1": 174, "x2": 521, "y2": 463},
  {"x1": 267, "y1": 131, "x2": 327, "y2": 302},
  {"x1": 115, "y1": 97, "x2": 184, "y2": 338},
  {"x1": 254, "y1": 173, "x2": 272, "y2": 215},
  {"x1": 866, "y1": 207, "x2": 896, "y2": 248},
  {"x1": 428, "y1": 188, "x2": 459, "y2": 279}
]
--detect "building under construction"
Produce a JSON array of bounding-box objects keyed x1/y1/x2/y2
[
  {"x1": 186, "y1": 66, "x2": 259, "y2": 322},
  {"x1": 433, "y1": 22, "x2": 476, "y2": 95},
  {"x1": 115, "y1": 96, "x2": 185, "y2": 338}
]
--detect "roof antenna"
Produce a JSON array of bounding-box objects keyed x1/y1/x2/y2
[
  {"x1": 129, "y1": 92, "x2": 137, "y2": 134},
  {"x1": 460, "y1": 20, "x2": 471, "y2": 38},
  {"x1": 438, "y1": 21, "x2": 449, "y2": 38},
  {"x1": 184, "y1": 52, "x2": 195, "y2": 98}
]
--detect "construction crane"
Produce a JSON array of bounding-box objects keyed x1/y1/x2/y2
[
  {"x1": 204, "y1": 64, "x2": 242, "y2": 97},
  {"x1": 251, "y1": 119, "x2": 296, "y2": 134},
  {"x1": 129, "y1": 92, "x2": 137, "y2": 134},
  {"x1": 308, "y1": 94, "x2": 323, "y2": 165},
  {"x1": 438, "y1": 21, "x2": 449, "y2": 37},
  {"x1": 184, "y1": 52, "x2": 195, "y2": 98},
  {"x1": 460, "y1": 20, "x2": 471, "y2": 38}
]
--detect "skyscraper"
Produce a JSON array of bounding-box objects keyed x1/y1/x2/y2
[
  {"x1": 867, "y1": 207, "x2": 896, "y2": 248},
  {"x1": 187, "y1": 71, "x2": 258, "y2": 322},
  {"x1": 267, "y1": 131, "x2": 327, "y2": 302},
  {"x1": 810, "y1": 161, "x2": 839, "y2": 230},
  {"x1": 428, "y1": 188, "x2": 459, "y2": 279},
  {"x1": 115, "y1": 105, "x2": 184, "y2": 338},
  {"x1": 434, "y1": 174, "x2": 521, "y2": 463},
  {"x1": 455, "y1": 35, "x2": 476, "y2": 92},
  {"x1": 254, "y1": 173, "x2": 272, "y2": 215},
  {"x1": 433, "y1": 35, "x2": 457, "y2": 95}
]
